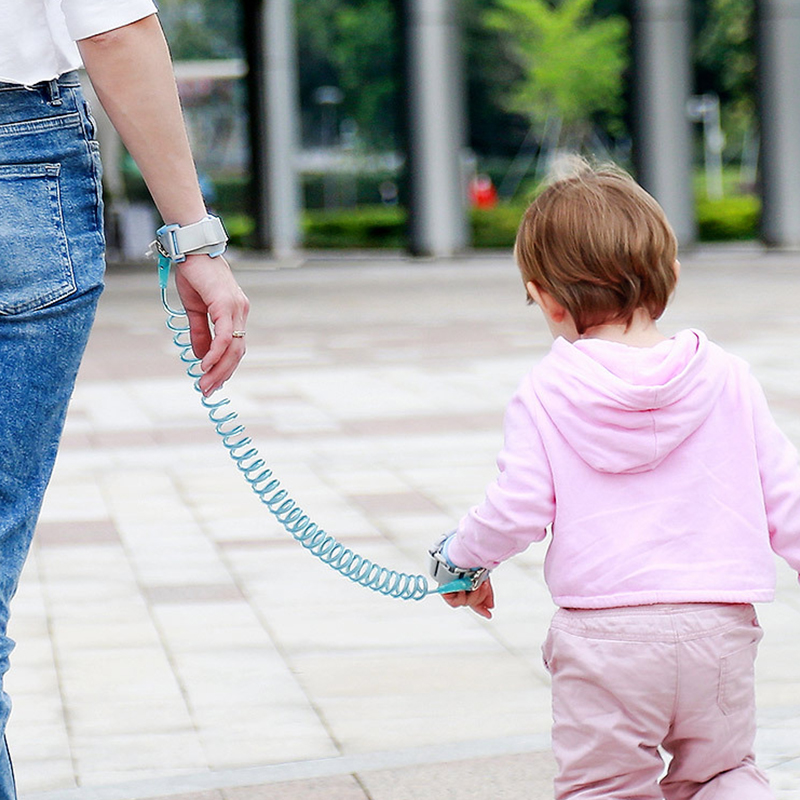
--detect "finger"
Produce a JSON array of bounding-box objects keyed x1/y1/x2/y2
[
  {"x1": 185, "y1": 307, "x2": 213, "y2": 360},
  {"x1": 197, "y1": 308, "x2": 249, "y2": 395},
  {"x1": 442, "y1": 591, "x2": 468, "y2": 608},
  {"x1": 468, "y1": 597, "x2": 489, "y2": 617},
  {"x1": 196, "y1": 341, "x2": 245, "y2": 395},
  {"x1": 198, "y1": 321, "x2": 245, "y2": 374},
  {"x1": 197, "y1": 312, "x2": 241, "y2": 372},
  {"x1": 464, "y1": 584, "x2": 494, "y2": 619},
  {"x1": 483, "y1": 581, "x2": 495, "y2": 609}
]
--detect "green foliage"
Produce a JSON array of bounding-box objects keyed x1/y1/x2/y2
[
  {"x1": 129, "y1": 168, "x2": 760, "y2": 250},
  {"x1": 485, "y1": 0, "x2": 628, "y2": 136},
  {"x1": 299, "y1": 205, "x2": 526, "y2": 249},
  {"x1": 221, "y1": 197, "x2": 761, "y2": 250},
  {"x1": 696, "y1": 195, "x2": 759, "y2": 241},
  {"x1": 695, "y1": 0, "x2": 756, "y2": 103},
  {"x1": 298, "y1": 193, "x2": 761, "y2": 249},
  {"x1": 302, "y1": 206, "x2": 407, "y2": 248},
  {"x1": 470, "y1": 205, "x2": 525, "y2": 248},
  {"x1": 223, "y1": 213, "x2": 257, "y2": 248},
  {"x1": 299, "y1": 204, "x2": 529, "y2": 250}
]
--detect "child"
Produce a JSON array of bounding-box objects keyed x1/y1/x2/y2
[{"x1": 428, "y1": 161, "x2": 800, "y2": 799}]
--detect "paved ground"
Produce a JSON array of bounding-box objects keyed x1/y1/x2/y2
[{"x1": 5, "y1": 247, "x2": 800, "y2": 799}]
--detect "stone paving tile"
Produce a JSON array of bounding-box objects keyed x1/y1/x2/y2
[
  {"x1": 34, "y1": 520, "x2": 120, "y2": 546},
  {"x1": 224, "y1": 776, "x2": 367, "y2": 800},
  {"x1": 170, "y1": 793, "x2": 225, "y2": 800},
  {"x1": 6, "y1": 251, "x2": 800, "y2": 799},
  {"x1": 358, "y1": 751, "x2": 557, "y2": 800}
]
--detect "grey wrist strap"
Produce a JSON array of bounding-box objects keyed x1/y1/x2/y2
[
  {"x1": 428, "y1": 534, "x2": 490, "y2": 591},
  {"x1": 153, "y1": 214, "x2": 228, "y2": 263}
]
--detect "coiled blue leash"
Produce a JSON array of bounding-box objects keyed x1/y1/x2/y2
[{"x1": 157, "y1": 255, "x2": 471, "y2": 600}]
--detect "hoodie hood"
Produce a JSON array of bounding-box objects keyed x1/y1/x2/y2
[{"x1": 530, "y1": 329, "x2": 730, "y2": 474}]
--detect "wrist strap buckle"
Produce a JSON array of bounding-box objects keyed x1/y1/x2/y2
[
  {"x1": 428, "y1": 535, "x2": 490, "y2": 592},
  {"x1": 151, "y1": 214, "x2": 228, "y2": 264}
]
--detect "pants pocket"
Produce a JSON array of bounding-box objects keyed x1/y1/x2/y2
[
  {"x1": 717, "y1": 625, "x2": 762, "y2": 716},
  {"x1": 0, "y1": 163, "x2": 76, "y2": 315}
]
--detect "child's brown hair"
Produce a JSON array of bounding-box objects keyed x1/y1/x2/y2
[{"x1": 514, "y1": 159, "x2": 678, "y2": 335}]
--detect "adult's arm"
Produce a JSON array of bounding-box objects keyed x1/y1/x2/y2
[{"x1": 77, "y1": 14, "x2": 249, "y2": 396}]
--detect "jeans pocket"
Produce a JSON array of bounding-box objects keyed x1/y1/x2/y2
[{"x1": 0, "y1": 163, "x2": 76, "y2": 315}]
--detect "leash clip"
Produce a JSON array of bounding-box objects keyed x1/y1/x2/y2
[{"x1": 428, "y1": 533, "x2": 490, "y2": 593}]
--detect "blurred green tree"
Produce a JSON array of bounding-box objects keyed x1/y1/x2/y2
[
  {"x1": 694, "y1": 0, "x2": 757, "y2": 161},
  {"x1": 695, "y1": 0, "x2": 755, "y2": 103},
  {"x1": 297, "y1": 0, "x2": 531, "y2": 155},
  {"x1": 296, "y1": 0, "x2": 399, "y2": 148},
  {"x1": 485, "y1": 0, "x2": 628, "y2": 145},
  {"x1": 156, "y1": 0, "x2": 630, "y2": 157},
  {"x1": 462, "y1": 0, "x2": 531, "y2": 156}
]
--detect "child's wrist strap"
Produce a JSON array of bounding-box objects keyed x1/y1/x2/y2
[{"x1": 428, "y1": 533, "x2": 490, "y2": 592}]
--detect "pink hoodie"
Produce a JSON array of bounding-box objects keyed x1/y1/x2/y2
[{"x1": 447, "y1": 329, "x2": 800, "y2": 608}]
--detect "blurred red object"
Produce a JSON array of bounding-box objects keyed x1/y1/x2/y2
[{"x1": 469, "y1": 174, "x2": 498, "y2": 209}]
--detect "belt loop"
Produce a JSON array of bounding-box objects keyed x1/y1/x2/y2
[{"x1": 46, "y1": 78, "x2": 62, "y2": 106}]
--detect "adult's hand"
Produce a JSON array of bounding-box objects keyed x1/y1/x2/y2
[{"x1": 174, "y1": 253, "x2": 250, "y2": 396}]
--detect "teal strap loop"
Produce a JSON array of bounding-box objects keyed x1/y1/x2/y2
[
  {"x1": 432, "y1": 577, "x2": 474, "y2": 594},
  {"x1": 158, "y1": 253, "x2": 171, "y2": 291}
]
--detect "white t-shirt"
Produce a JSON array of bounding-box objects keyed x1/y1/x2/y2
[{"x1": 0, "y1": 0, "x2": 158, "y2": 85}]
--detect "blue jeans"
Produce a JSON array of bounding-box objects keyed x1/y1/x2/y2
[{"x1": 0, "y1": 72, "x2": 105, "y2": 797}]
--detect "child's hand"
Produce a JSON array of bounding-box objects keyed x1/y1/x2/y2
[{"x1": 442, "y1": 578, "x2": 495, "y2": 619}]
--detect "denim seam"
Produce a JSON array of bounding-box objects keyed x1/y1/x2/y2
[
  {"x1": 0, "y1": 113, "x2": 81, "y2": 137},
  {"x1": 73, "y1": 89, "x2": 105, "y2": 249},
  {"x1": 52, "y1": 164, "x2": 78, "y2": 306}
]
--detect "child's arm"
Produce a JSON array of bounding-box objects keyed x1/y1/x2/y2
[
  {"x1": 445, "y1": 388, "x2": 555, "y2": 570},
  {"x1": 428, "y1": 382, "x2": 554, "y2": 616},
  {"x1": 750, "y1": 376, "x2": 800, "y2": 574}
]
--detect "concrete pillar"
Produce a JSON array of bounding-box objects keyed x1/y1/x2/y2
[
  {"x1": 401, "y1": 0, "x2": 469, "y2": 256},
  {"x1": 757, "y1": 0, "x2": 800, "y2": 247},
  {"x1": 630, "y1": 0, "x2": 696, "y2": 246},
  {"x1": 244, "y1": 0, "x2": 301, "y2": 255}
]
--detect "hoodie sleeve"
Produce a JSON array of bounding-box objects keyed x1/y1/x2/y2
[
  {"x1": 751, "y1": 376, "x2": 800, "y2": 579},
  {"x1": 447, "y1": 386, "x2": 555, "y2": 570}
]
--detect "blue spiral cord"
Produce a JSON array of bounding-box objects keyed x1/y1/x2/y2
[{"x1": 158, "y1": 256, "x2": 470, "y2": 600}]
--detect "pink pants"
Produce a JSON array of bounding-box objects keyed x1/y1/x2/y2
[{"x1": 542, "y1": 603, "x2": 773, "y2": 800}]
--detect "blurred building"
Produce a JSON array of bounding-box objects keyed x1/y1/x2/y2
[
  {"x1": 632, "y1": 0, "x2": 800, "y2": 248},
  {"x1": 244, "y1": 0, "x2": 800, "y2": 254},
  {"x1": 100, "y1": 0, "x2": 800, "y2": 257}
]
